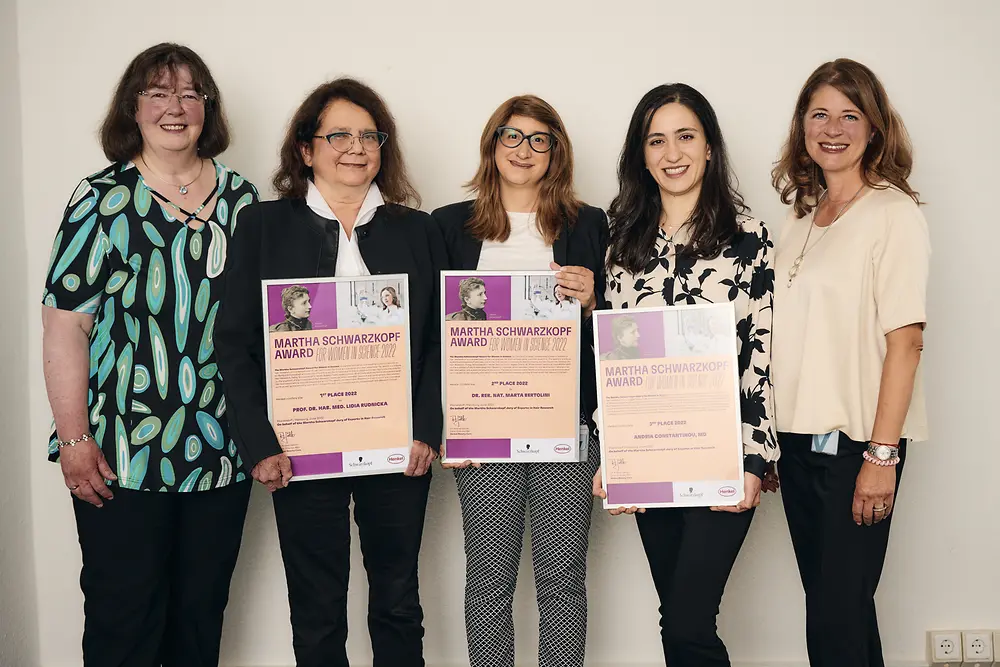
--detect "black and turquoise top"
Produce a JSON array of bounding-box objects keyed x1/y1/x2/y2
[{"x1": 42, "y1": 160, "x2": 258, "y2": 492}]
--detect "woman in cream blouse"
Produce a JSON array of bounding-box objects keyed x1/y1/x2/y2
[{"x1": 771, "y1": 58, "x2": 930, "y2": 667}]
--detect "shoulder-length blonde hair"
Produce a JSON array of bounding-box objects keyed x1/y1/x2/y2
[
  {"x1": 771, "y1": 58, "x2": 920, "y2": 218},
  {"x1": 465, "y1": 95, "x2": 581, "y2": 244}
]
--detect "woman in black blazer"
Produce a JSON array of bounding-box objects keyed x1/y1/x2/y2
[
  {"x1": 215, "y1": 78, "x2": 445, "y2": 667},
  {"x1": 431, "y1": 95, "x2": 607, "y2": 667}
]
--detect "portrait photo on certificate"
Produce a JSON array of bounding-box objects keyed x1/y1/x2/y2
[
  {"x1": 594, "y1": 304, "x2": 745, "y2": 508},
  {"x1": 262, "y1": 275, "x2": 413, "y2": 481}
]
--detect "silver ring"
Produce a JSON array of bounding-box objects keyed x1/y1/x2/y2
[{"x1": 69, "y1": 485, "x2": 79, "y2": 491}]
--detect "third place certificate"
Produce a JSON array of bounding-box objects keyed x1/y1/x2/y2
[
  {"x1": 441, "y1": 271, "x2": 582, "y2": 463},
  {"x1": 594, "y1": 303, "x2": 744, "y2": 508}
]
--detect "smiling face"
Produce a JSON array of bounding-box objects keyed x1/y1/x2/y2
[
  {"x1": 643, "y1": 102, "x2": 711, "y2": 200},
  {"x1": 304, "y1": 99, "x2": 381, "y2": 191},
  {"x1": 135, "y1": 65, "x2": 204, "y2": 156},
  {"x1": 804, "y1": 84, "x2": 872, "y2": 179},
  {"x1": 465, "y1": 286, "x2": 487, "y2": 310},
  {"x1": 494, "y1": 114, "x2": 552, "y2": 190},
  {"x1": 381, "y1": 289, "x2": 395, "y2": 307},
  {"x1": 288, "y1": 294, "x2": 312, "y2": 319}
]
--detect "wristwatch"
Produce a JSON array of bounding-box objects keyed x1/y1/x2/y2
[{"x1": 865, "y1": 442, "x2": 900, "y2": 466}]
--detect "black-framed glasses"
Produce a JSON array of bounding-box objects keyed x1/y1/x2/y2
[
  {"x1": 496, "y1": 126, "x2": 555, "y2": 153},
  {"x1": 314, "y1": 131, "x2": 388, "y2": 153},
  {"x1": 138, "y1": 89, "x2": 208, "y2": 109}
]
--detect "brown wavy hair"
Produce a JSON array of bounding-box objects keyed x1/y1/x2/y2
[
  {"x1": 272, "y1": 78, "x2": 419, "y2": 206},
  {"x1": 771, "y1": 58, "x2": 920, "y2": 218},
  {"x1": 100, "y1": 43, "x2": 230, "y2": 162},
  {"x1": 465, "y1": 95, "x2": 581, "y2": 244}
]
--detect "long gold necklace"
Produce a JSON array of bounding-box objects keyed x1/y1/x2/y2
[{"x1": 786, "y1": 184, "x2": 865, "y2": 287}]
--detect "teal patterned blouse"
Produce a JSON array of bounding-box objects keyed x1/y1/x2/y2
[{"x1": 43, "y1": 160, "x2": 258, "y2": 492}]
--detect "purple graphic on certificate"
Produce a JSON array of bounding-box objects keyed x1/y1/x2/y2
[
  {"x1": 444, "y1": 275, "x2": 512, "y2": 321},
  {"x1": 596, "y1": 310, "x2": 666, "y2": 361},
  {"x1": 266, "y1": 282, "x2": 339, "y2": 332}
]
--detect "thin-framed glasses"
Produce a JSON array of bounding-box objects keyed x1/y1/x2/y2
[
  {"x1": 314, "y1": 131, "x2": 389, "y2": 153},
  {"x1": 496, "y1": 126, "x2": 555, "y2": 153},
  {"x1": 138, "y1": 90, "x2": 209, "y2": 110}
]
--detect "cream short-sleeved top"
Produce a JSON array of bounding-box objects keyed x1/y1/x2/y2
[{"x1": 772, "y1": 184, "x2": 930, "y2": 442}]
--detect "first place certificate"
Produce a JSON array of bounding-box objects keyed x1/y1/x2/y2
[
  {"x1": 262, "y1": 275, "x2": 413, "y2": 480},
  {"x1": 594, "y1": 303, "x2": 744, "y2": 508},
  {"x1": 441, "y1": 271, "x2": 582, "y2": 463}
]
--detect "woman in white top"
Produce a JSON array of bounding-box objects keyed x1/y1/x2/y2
[
  {"x1": 770, "y1": 58, "x2": 930, "y2": 667},
  {"x1": 432, "y1": 95, "x2": 608, "y2": 667}
]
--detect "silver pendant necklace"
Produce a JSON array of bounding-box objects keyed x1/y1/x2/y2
[
  {"x1": 786, "y1": 184, "x2": 865, "y2": 287},
  {"x1": 139, "y1": 156, "x2": 204, "y2": 195}
]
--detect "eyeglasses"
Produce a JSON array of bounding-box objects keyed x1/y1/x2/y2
[
  {"x1": 138, "y1": 90, "x2": 208, "y2": 110},
  {"x1": 314, "y1": 131, "x2": 388, "y2": 153},
  {"x1": 496, "y1": 126, "x2": 555, "y2": 153}
]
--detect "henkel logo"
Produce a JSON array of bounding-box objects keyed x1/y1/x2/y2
[
  {"x1": 387, "y1": 454, "x2": 405, "y2": 465},
  {"x1": 554, "y1": 444, "x2": 572, "y2": 455},
  {"x1": 718, "y1": 486, "x2": 737, "y2": 498}
]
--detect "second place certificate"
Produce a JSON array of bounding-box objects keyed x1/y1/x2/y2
[{"x1": 441, "y1": 271, "x2": 582, "y2": 463}]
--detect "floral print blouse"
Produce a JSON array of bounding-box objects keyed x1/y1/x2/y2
[{"x1": 605, "y1": 215, "x2": 779, "y2": 473}]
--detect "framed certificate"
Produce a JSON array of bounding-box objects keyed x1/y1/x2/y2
[
  {"x1": 261, "y1": 275, "x2": 413, "y2": 480},
  {"x1": 594, "y1": 303, "x2": 744, "y2": 508},
  {"x1": 440, "y1": 271, "x2": 582, "y2": 463}
]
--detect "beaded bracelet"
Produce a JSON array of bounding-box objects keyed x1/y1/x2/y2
[{"x1": 863, "y1": 450, "x2": 900, "y2": 467}]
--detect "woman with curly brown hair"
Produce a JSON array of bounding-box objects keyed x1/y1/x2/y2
[
  {"x1": 214, "y1": 77, "x2": 447, "y2": 667},
  {"x1": 771, "y1": 58, "x2": 930, "y2": 667}
]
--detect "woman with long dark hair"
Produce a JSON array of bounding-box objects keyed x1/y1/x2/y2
[{"x1": 594, "y1": 83, "x2": 779, "y2": 667}]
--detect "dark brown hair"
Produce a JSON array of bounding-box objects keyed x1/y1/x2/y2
[
  {"x1": 272, "y1": 78, "x2": 419, "y2": 206},
  {"x1": 772, "y1": 58, "x2": 920, "y2": 218},
  {"x1": 465, "y1": 95, "x2": 582, "y2": 245},
  {"x1": 607, "y1": 84, "x2": 746, "y2": 275},
  {"x1": 99, "y1": 43, "x2": 230, "y2": 162}
]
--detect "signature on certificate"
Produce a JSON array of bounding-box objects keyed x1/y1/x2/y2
[
  {"x1": 277, "y1": 430, "x2": 296, "y2": 443},
  {"x1": 450, "y1": 414, "x2": 466, "y2": 425}
]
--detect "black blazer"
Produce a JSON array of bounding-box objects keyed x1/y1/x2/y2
[
  {"x1": 430, "y1": 200, "x2": 609, "y2": 428},
  {"x1": 216, "y1": 198, "x2": 448, "y2": 470}
]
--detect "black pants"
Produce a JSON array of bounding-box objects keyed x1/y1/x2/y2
[
  {"x1": 271, "y1": 471, "x2": 431, "y2": 667},
  {"x1": 777, "y1": 432, "x2": 907, "y2": 667},
  {"x1": 634, "y1": 505, "x2": 755, "y2": 667},
  {"x1": 73, "y1": 481, "x2": 251, "y2": 667}
]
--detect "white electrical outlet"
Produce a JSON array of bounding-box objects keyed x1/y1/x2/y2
[
  {"x1": 930, "y1": 630, "x2": 964, "y2": 665},
  {"x1": 961, "y1": 630, "x2": 994, "y2": 666}
]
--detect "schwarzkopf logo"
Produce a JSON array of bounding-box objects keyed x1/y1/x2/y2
[
  {"x1": 515, "y1": 442, "x2": 541, "y2": 455},
  {"x1": 679, "y1": 486, "x2": 704, "y2": 499},
  {"x1": 348, "y1": 455, "x2": 373, "y2": 469}
]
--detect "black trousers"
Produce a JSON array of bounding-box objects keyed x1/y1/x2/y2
[
  {"x1": 73, "y1": 482, "x2": 252, "y2": 667},
  {"x1": 271, "y1": 471, "x2": 431, "y2": 667},
  {"x1": 634, "y1": 505, "x2": 755, "y2": 667},
  {"x1": 777, "y1": 432, "x2": 907, "y2": 667}
]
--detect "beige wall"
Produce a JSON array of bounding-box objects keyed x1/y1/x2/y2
[
  {"x1": 1, "y1": 0, "x2": 39, "y2": 665},
  {"x1": 12, "y1": 0, "x2": 1000, "y2": 665}
]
